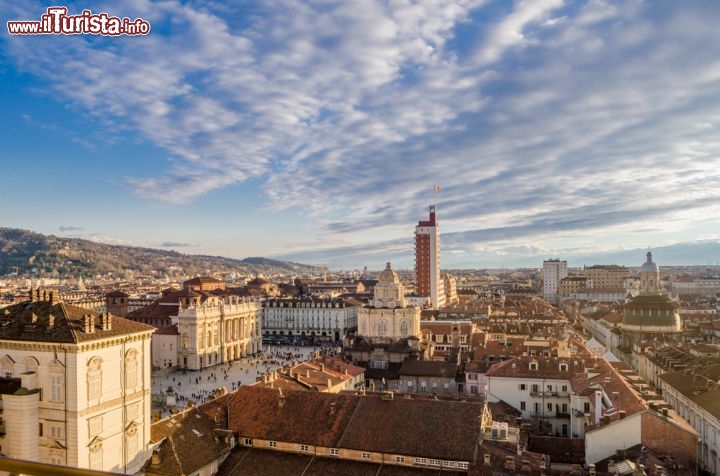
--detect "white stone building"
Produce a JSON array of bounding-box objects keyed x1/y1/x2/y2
[
  {"x1": 357, "y1": 263, "x2": 421, "y2": 340},
  {"x1": 176, "y1": 291, "x2": 262, "y2": 370},
  {"x1": 262, "y1": 297, "x2": 358, "y2": 343},
  {"x1": 0, "y1": 289, "x2": 155, "y2": 473}
]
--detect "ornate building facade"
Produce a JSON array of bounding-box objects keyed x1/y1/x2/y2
[
  {"x1": 357, "y1": 263, "x2": 421, "y2": 340},
  {"x1": 125, "y1": 277, "x2": 262, "y2": 371},
  {"x1": 0, "y1": 289, "x2": 155, "y2": 473}
]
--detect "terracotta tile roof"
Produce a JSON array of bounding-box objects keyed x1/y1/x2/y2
[
  {"x1": 228, "y1": 386, "x2": 483, "y2": 462},
  {"x1": 217, "y1": 448, "x2": 455, "y2": 476},
  {"x1": 127, "y1": 301, "x2": 178, "y2": 320},
  {"x1": 0, "y1": 300, "x2": 154, "y2": 343},
  {"x1": 147, "y1": 397, "x2": 232, "y2": 475},
  {"x1": 228, "y1": 386, "x2": 360, "y2": 447},
  {"x1": 105, "y1": 290, "x2": 129, "y2": 298},
  {"x1": 336, "y1": 396, "x2": 482, "y2": 461},
  {"x1": 398, "y1": 360, "x2": 458, "y2": 378}
]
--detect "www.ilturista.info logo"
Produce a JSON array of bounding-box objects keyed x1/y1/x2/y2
[{"x1": 7, "y1": 7, "x2": 151, "y2": 36}]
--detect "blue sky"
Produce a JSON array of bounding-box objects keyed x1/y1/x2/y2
[{"x1": 2, "y1": 0, "x2": 720, "y2": 270}]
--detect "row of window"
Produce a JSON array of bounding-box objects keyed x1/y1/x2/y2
[{"x1": 248, "y1": 438, "x2": 467, "y2": 468}]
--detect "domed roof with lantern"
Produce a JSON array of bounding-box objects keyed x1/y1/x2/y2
[
  {"x1": 378, "y1": 262, "x2": 400, "y2": 285},
  {"x1": 640, "y1": 251, "x2": 659, "y2": 273}
]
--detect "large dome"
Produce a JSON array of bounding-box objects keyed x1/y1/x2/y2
[
  {"x1": 622, "y1": 294, "x2": 681, "y2": 333},
  {"x1": 640, "y1": 252, "x2": 659, "y2": 273}
]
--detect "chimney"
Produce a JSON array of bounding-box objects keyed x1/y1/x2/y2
[
  {"x1": 619, "y1": 410, "x2": 626, "y2": 419},
  {"x1": 47, "y1": 314, "x2": 55, "y2": 329},
  {"x1": 28, "y1": 287, "x2": 36, "y2": 302},
  {"x1": 278, "y1": 395, "x2": 285, "y2": 408},
  {"x1": 49, "y1": 290, "x2": 59, "y2": 305},
  {"x1": 327, "y1": 378, "x2": 332, "y2": 389},
  {"x1": 594, "y1": 391, "x2": 602, "y2": 425},
  {"x1": 306, "y1": 369, "x2": 310, "y2": 378},
  {"x1": 84, "y1": 314, "x2": 94, "y2": 333},
  {"x1": 101, "y1": 313, "x2": 112, "y2": 331},
  {"x1": 320, "y1": 364, "x2": 325, "y2": 372},
  {"x1": 330, "y1": 403, "x2": 336, "y2": 415},
  {"x1": 35, "y1": 288, "x2": 41, "y2": 302},
  {"x1": 42, "y1": 289, "x2": 48, "y2": 301}
]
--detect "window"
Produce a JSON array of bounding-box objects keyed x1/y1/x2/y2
[
  {"x1": 584, "y1": 402, "x2": 590, "y2": 413},
  {"x1": 51, "y1": 425, "x2": 63, "y2": 439},
  {"x1": 531, "y1": 384, "x2": 539, "y2": 392},
  {"x1": 378, "y1": 320, "x2": 387, "y2": 337},
  {"x1": 87, "y1": 357, "x2": 102, "y2": 401},
  {"x1": 125, "y1": 349, "x2": 138, "y2": 389},
  {"x1": 88, "y1": 416, "x2": 103, "y2": 437},
  {"x1": 458, "y1": 462, "x2": 469, "y2": 469},
  {"x1": 50, "y1": 374, "x2": 63, "y2": 402},
  {"x1": 415, "y1": 457, "x2": 427, "y2": 465},
  {"x1": 395, "y1": 456, "x2": 405, "y2": 464},
  {"x1": 363, "y1": 452, "x2": 371, "y2": 459},
  {"x1": 520, "y1": 401, "x2": 526, "y2": 410},
  {"x1": 420, "y1": 382, "x2": 426, "y2": 392},
  {"x1": 50, "y1": 453, "x2": 63, "y2": 465},
  {"x1": 268, "y1": 441, "x2": 277, "y2": 448},
  {"x1": 429, "y1": 459, "x2": 441, "y2": 466},
  {"x1": 244, "y1": 438, "x2": 253, "y2": 446},
  {"x1": 562, "y1": 385, "x2": 568, "y2": 392},
  {"x1": 89, "y1": 443, "x2": 102, "y2": 470},
  {"x1": 300, "y1": 444, "x2": 309, "y2": 452},
  {"x1": 562, "y1": 403, "x2": 568, "y2": 413},
  {"x1": 400, "y1": 320, "x2": 408, "y2": 337},
  {"x1": 329, "y1": 448, "x2": 339, "y2": 456},
  {"x1": 519, "y1": 384, "x2": 526, "y2": 390},
  {"x1": 547, "y1": 402, "x2": 552, "y2": 411},
  {"x1": 443, "y1": 461, "x2": 455, "y2": 468},
  {"x1": 126, "y1": 427, "x2": 138, "y2": 462}
]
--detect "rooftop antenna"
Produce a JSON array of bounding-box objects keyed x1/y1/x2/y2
[{"x1": 433, "y1": 184, "x2": 440, "y2": 207}]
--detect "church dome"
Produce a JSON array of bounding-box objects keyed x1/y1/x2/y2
[
  {"x1": 622, "y1": 294, "x2": 682, "y2": 333},
  {"x1": 378, "y1": 262, "x2": 399, "y2": 284},
  {"x1": 640, "y1": 252, "x2": 659, "y2": 273}
]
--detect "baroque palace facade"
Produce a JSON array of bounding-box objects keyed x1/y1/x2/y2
[
  {"x1": 124, "y1": 277, "x2": 262, "y2": 371},
  {"x1": 0, "y1": 289, "x2": 155, "y2": 474}
]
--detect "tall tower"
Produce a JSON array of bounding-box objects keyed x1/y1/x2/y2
[
  {"x1": 415, "y1": 205, "x2": 445, "y2": 309},
  {"x1": 543, "y1": 259, "x2": 568, "y2": 305}
]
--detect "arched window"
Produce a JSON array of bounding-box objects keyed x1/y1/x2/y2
[
  {"x1": 400, "y1": 320, "x2": 409, "y2": 337},
  {"x1": 378, "y1": 320, "x2": 387, "y2": 337},
  {"x1": 207, "y1": 330, "x2": 212, "y2": 348},
  {"x1": 1, "y1": 355, "x2": 15, "y2": 377},
  {"x1": 88, "y1": 357, "x2": 102, "y2": 401},
  {"x1": 125, "y1": 349, "x2": 138, "y2": 389},
  {"x1": 22, "y1": 356, "x2": 39, "y2": 374},
  {"x1": 213, "y1": 330, "x2": 219, "y2": 346}
]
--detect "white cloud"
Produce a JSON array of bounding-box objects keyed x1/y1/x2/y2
[{"x1": 4, "y1": 0, "x2": 720, "y2": 267}]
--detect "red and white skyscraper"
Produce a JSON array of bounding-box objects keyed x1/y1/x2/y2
[{"x1": 415, "y1": 205, "x2": 445, "y2": 309}]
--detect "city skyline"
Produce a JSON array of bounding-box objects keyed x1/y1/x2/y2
[{"x1": 3, "y1": 1, "x2": 720, "y2": 270}]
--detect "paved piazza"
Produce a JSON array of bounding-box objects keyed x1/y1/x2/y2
[{"x1": 151, "y1": 345, "x2": 332, "y2": 419}]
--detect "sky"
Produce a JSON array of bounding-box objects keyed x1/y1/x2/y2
[{"x1": 2, "y1": 0, "x2": 720, "y2": 271}]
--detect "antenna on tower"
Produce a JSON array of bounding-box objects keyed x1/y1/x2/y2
[{"x1": 433, "y1": 184, "x2": 440, "y2": 206}]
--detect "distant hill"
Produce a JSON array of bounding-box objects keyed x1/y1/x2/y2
[{"x1": 0, "y1": 228, "x2": 319, "y2": 278}]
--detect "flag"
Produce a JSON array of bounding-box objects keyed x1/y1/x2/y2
[{"x1": 434, "y1": 184, "x2": 440, "y2": 193}]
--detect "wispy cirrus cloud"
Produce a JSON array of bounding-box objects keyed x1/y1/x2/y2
[{"x1": 4, "y1": 0, "x2": 720, "y2": 268}]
